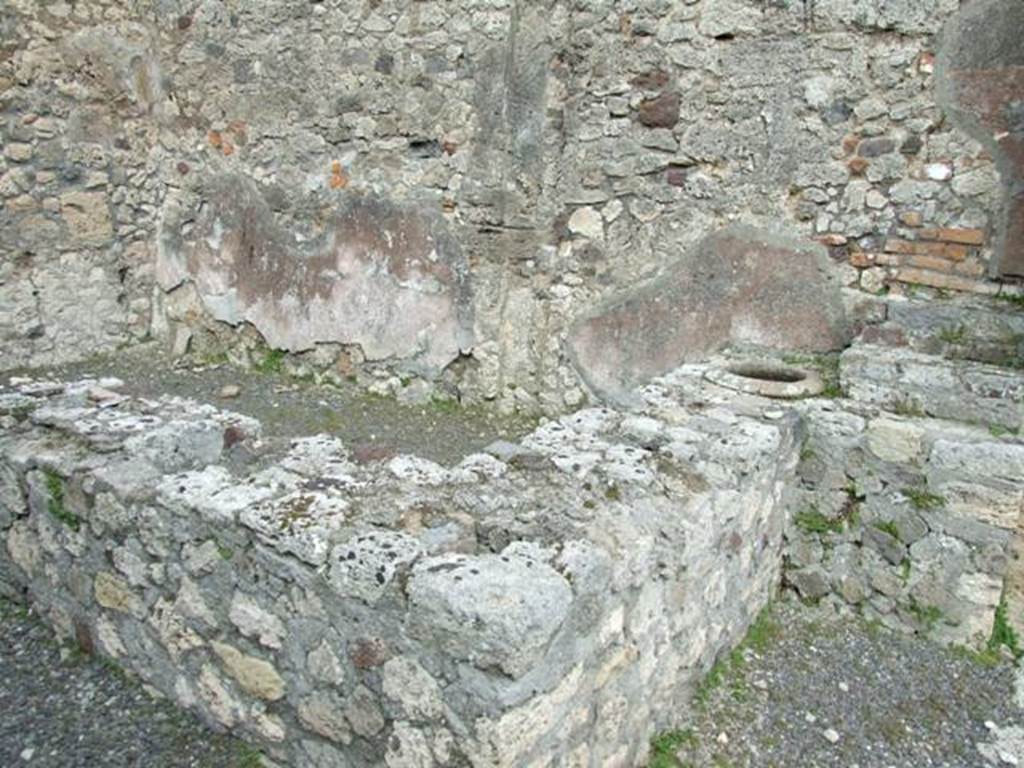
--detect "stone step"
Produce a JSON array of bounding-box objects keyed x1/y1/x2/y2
[{"x1": 841, "y1": 343, "x2": 1024, "y2": 431}]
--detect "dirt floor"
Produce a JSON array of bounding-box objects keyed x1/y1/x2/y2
[{"x1": 11, "y1": 345, "x2": 537, "y2": 467}]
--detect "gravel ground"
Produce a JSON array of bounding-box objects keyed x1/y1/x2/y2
[
  {"x1": 664, "y1": 599, "x2": 1024, "y2": 768},
  {"x1": 0, "y1": 600, "x2": 261, "y2": 768},
  {"x1": 4, "y1": 596, "x2": 1021, "y2": 768}
]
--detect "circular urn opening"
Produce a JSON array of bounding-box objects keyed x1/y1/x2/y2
[{"x1": 704, "y1": 359, "x2": 824, "y2": 399}]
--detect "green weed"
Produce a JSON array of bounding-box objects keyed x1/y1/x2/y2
[
  {"x1": 908, "y1": 597, "x2": 943, "y2": 630},
  {"x1": 902, "y1": 488, "x2": 945, "y2": 511},
  {"x1": 428, "y1": 395, "x2": 460, "y2": 415},
  {"x1": 234, "y1": 743, "x2": 265, "y2": 768},
  {"x1": 695, "y1": 606, "x2": 780, "y2": 707},
  {"x1": 648, "y1": 729, "x2": 696, "y2": 768},
  {"x1": 988, "y1": 596, "x2": 1021, "y2": 658},
  {"x1": 872, "y1": 520, "x2": 900, "y2": 539},
  {"x1": 254, "y1": 348, "x2": 285, "y2": 375},
  {"x1": 938, "y1": 324, "x2": 968, "y2": 344},
  {"x1": 794, "y1": 507, "x2": 844, "y2": 535},
  {"x1": 996, "y1": 293, "x2": 1024, "y2": 310},
  {"x1": 44, "y1": 469, "x2": 79, "y2": 531}
]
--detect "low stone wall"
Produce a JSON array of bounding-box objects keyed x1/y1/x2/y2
[
  {"x1": 786, "y1": 399, "x2": 1024, "y2": 647},
  {"x1": 0, "y1": 373, "x2": 797, "y2": 767},
  {"x1": 650, "y1": 352, "x2": 1024, "y2": 651}
]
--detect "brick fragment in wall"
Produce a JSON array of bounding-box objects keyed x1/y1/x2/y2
[
  {"x1": 902, "y1": 255, "x2": 986, "y2": 277},
  {"x1": 637, "y1": 91, "x2": 681, "y2": 128},
  {"x1": 891, "y1": 268, "x2": 1001, "y2": 295},
  {"x1": 884, "y1": 239, "x2": 971, "y2": 261},
  {"x1": 918, "y1": 228, "x2": 986, "y2": 246}
]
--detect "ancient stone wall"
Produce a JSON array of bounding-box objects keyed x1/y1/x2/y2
[
  {"x1": 786, "y1": 398, "x2": 1024, "y2": 647},
  {"x1": 0, "y1": 372, "x2": 797, "y2": 767},
  {"x1": 782, "y1": 298, "x2": 1024, "y2": 647},
  {"x1": 2, "y1": 0, "x2": 1022, "y2": 412}
]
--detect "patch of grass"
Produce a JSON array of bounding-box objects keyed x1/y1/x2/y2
[
  {"x1": 988, "y1": 596, "x2": 1021, "y2": 659},
  {"x1": 234, "y1": 743, "x2": 266, "y2": 768},
  {"x1": 695, "y1": 655, "x2": 728, "y2": 707},
  {"x1": 195, "y1": 350, "x2": 230, "y2": 367},
  {"x1": 989, "y1": 424, "x2": 1021, "y2": 438},
  {"x1": 878, "y1": 714, "x2": 908, "y2": 745},
  {"x1": 899, "y1": 558, "x2": 911, "y2": 583},
  {"x1": 794, "y1": 507, "x2": 844, "y2": 535},
  {"x1": 902, "y1": 487, "x2": 945, "y2": 511},
  {"x1": 0, "y1": 598, "x2": 30, "y2": 620},
  {"x1": 820, "y1": 381, "x2": 843, "y2": 399},
  {"x1": 428, "y1": 395, "x2": 460, "y2": 414},
  {"x1": 783, "y1": 353, "x2": 842, "y2": 398},
  {"x1": 840, "y1": 481, "x2": 862, "y2": 528},
  {"x1": 254, "y1": 348, "x2": 286, "y2": 375},
  {"x1": 872, "y1": 519, "x2": 900, "y2": 539},
  {"x1": 216, "y1": 542, "x2": 234, "y2": 561},
  {"x1": 996, "y1": 292, "x2": 1024, "y2": 310},
  {"x1": 95, "y1": 653, "x2": 132, "y2": 683},
  {"x1": 44, "y1": 469, "x2": 79, "y2": 531},
  {"x1": 994, "y1": 355, "x2": 1024, "y2": 370},
  {"x1": 648, "y1": 729, "x2": 697, "y2": 768},
  {"x1": 695, "y1": 606, "x2": 780, "y2": 708},
  {"x1": 861, "y1": 614, "x2": 885, "y2": 638},
  {"x1": 908, "y1": 597, "x2": 943, "y2": 630},
  {"x1": 744, "y1": 606, "x2": 782, "y2": 653},
  {"x1": 938, "y1": 323, "x2": 968, "y2": 345},
  {"x1": 949, "y1": 643, "x2": 1003, "y2": 668}
]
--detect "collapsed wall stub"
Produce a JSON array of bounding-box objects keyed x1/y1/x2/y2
[
  {"x1": 0, "y1": 370, "x2": 798, "y2": 767},
  {"x1": 566, "y1": 225, "x2": 850, "y2": 401},
  {"x1": 937, "y1": 0, "x2": 1024, "y2": 278}
]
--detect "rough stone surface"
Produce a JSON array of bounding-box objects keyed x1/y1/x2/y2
[
  {"x1": 0, "y1": 367, "x2": 798, "y2": 767},
  {"x1": 0, "y1": 600, "x2": 260, "y2": 767},
  {"x1": 639, "y1": 340, "x2": 1024, "y2": 651},
  {"x1": 842, "y1": 344, "x2": 1024, "y2": 430},
  {"x1": 568, "y1": 225, "x2": 849, "y2": 398},
  {"x1": 0, "y1": 0, "x2": 1015, "y2": 415}
]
